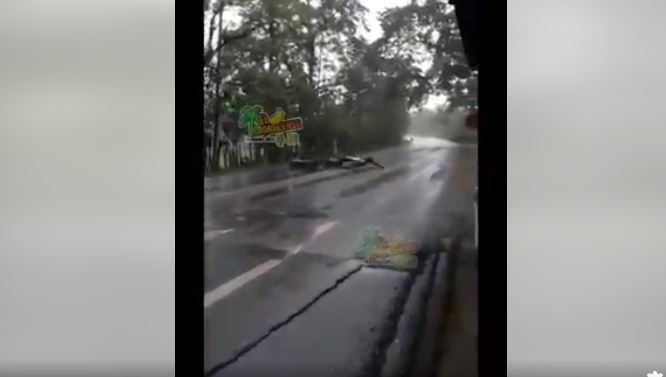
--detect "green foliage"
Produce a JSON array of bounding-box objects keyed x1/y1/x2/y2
[
  {"x1": 204, "y1": 0, "x2": 475, "y2": 172},
  {"x1": 354, "y1": 228, "x2": 382, "y2": 260},
  {"x1": 377, "y1": 0, "x2": 476, "y2": 112}
]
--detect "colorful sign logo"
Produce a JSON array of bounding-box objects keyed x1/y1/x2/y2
[
  {"x1": 354, "y1": 228, "x2": 418, "y2": 270},
  {"x1": 238, "y1": 105, "x2": 303, "y2": 148}
]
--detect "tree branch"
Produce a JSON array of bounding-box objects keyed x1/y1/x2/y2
[{"x1": 203, "y1": 25, "x2": 257, "y2": 67}]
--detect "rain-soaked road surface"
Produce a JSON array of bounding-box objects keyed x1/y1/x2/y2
[{"x1": 204, "y1": 138, "x2": 476, "y2": 377}]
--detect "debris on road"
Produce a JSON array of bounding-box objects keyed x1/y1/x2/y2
[{"x1": 354, "y1": 228, "x2": 418, "y2": 271}]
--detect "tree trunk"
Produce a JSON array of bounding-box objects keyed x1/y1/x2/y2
[
  {"x1": 268, "y1": 19, "x2": 276, "y2": 72},
  {"x1": 212, "y1": 8, "x2": 224, "y2": 171},
  {"x1": 306, "y1": 0, "x2": 316, "y2": 85}
]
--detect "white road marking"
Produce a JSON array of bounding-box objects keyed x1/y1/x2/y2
[
  {"x1": 290, "y1": 220, "x2": 338, "y2": 255},
  {"x1": 204, "y1": 221, "x2": 338, "y2": 310},
  {"x1": 204, "y1": 228, "x2": 235, "y2": 242},
  {"x1": 409, "y1": 162, "x2": 440, "y2": 182},
  {"x1": 204, "y1": 259, "x2": 282, "y2": 309}
]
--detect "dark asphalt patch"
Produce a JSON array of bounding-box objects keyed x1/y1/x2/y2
[
  {"x1": 358, "y1": 255, "x2": 426, "y2": 377},
  {"x1": 338, "y1": 166, "x2": 411, "y2": 198},
  {"x1": 380, "y1": 254, "x2": 439, "y2": 377},
  {"x1": 397, "y1": 252, "x2": 440, "y2": 377},
  {"x1": 414, "y1": 243, "x2": 457, "y2": 377}
]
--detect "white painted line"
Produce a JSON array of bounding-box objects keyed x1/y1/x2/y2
[
  {"x1": 204, "y1": 259, "x2": 282, "y2": 309},
  {"x1": 290, "y1": 220, "x2": 338, "y2": 255},
  {"x1": 205, "y1": 220, "x2": 337, "y2": 310},
  {"x1": 291, "y1": 244, "x2": 304, "y2": 255},
  {"x1": 312, "y1": 221, "x2": 338, "y2": 238},
  {"x1": 409, "y1": 162, "x2": 439, "y2": 182},
  {"x1": 204, "y1": 228, "x2": 235, "y2": 242}
]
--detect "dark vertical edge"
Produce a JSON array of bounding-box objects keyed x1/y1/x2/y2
[
  {"x1": 478, "y1": 0, "x2": 508, "y2": 374},
  {"x1": 177, "y1": 0, "x2": 204, "y2": 375}
]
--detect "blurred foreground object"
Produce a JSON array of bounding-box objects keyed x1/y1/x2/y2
[
  {"x1": 465, "y1": 110, "x2": 478, "y2": 130},
  {"x1": 449, "y1": 0, "x2": 479, "y2": 69}
]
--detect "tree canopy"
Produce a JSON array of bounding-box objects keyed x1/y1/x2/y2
[{"x1": 204, "y1": 0, "x2": 476, "y2": 172}]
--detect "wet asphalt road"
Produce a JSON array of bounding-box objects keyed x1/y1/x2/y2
[{"x1": 204, "y1": 138, "x2": 476, "y2": 376}]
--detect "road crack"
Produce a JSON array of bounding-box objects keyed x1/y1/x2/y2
[
  {"x1": 204, "y1": 263, "x2": 364, "y2": 377},
  {"x1": 356, "y1": 247, "x2": 431, "y2": 377},
  {"x1": 400, "y1": 250, "x2": 442, "y2": 377}
]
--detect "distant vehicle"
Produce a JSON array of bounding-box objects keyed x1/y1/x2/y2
[{"x1": 403, "y1": 136, "x2": 414, "y2": 143}]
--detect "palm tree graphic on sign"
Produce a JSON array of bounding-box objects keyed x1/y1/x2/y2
[{"x1": 238, "y1": 105, "x2": 263, "y2": 137}]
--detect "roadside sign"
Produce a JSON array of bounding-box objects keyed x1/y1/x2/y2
[{"x1": 238, "y1": 105, "x2": 304, "y2": 148}]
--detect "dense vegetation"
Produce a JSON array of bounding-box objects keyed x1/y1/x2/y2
[{"x1": 204, "y1": 0, "x2": 476, "y2": 173}]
